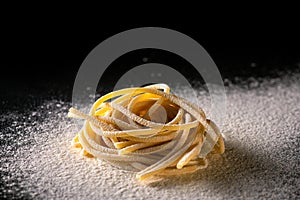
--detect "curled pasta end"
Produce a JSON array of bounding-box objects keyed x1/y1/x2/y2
[{"x1": 68, "y1": 83, "x2": 225, "y2": 182}]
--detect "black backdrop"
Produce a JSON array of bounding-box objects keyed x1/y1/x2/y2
[
  {"x1": 1, "y1": 18, "x2": 300, "y2": 98},
  {"x1": 1, "y1": 9, "x2": 300, "y2": 199}
]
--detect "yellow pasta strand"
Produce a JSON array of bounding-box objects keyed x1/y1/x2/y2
[{"x1": 68, "y1": 83, "x2": 224, "y2": 182}]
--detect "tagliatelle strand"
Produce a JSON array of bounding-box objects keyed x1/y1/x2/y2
[{"x1": 68, "y1": 83, "x2": 225, "y2": 182}]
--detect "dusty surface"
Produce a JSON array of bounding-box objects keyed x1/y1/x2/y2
[{"x1": 1, "y1": 74, "x2": 300, "y2": 199}]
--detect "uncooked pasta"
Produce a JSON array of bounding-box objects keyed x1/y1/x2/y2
[{"x1": 68, "y1": 83, "x2": 224, "y2": 182}]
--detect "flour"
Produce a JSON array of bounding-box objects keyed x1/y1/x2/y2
[{"x1": 1, "y1": 74, "x2": 299, "y2": 199}]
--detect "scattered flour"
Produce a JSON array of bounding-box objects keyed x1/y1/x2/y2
[{"x1": 1, "y1": 74, "x2": 300, "y2": 199}]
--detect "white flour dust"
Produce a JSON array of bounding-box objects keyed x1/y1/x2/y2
[{"x1": 1, "y1": 74, "x2": 300, "y2": 199}]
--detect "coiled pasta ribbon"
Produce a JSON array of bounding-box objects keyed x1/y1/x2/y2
[{"x1": 68, "y1": 84, "x2": 224, "y2": 182}]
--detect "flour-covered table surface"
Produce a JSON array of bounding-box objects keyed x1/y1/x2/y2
[{"x1": 0, "y1": 73, "x2": 299, "y2": 199}]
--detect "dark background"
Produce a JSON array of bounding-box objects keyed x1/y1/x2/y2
[
  {"x1": 1, "y1": 16, "x2": 300, "y2": 102},
  {"x1": 0, "y1": 10, "x2": 300, "y2": 199}
]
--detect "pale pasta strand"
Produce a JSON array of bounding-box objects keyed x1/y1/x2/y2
[{"x1": 68, "y1": 83, "x2": 225, "y2": 182}]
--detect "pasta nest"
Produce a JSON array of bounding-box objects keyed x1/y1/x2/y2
[{"x1": 68, "y1": 84, "x2": 224, "y2": 182}]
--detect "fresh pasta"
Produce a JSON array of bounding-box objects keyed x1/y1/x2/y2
[{"x1": 68, "y1": 83, "x2": 224, "y2": 182}]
